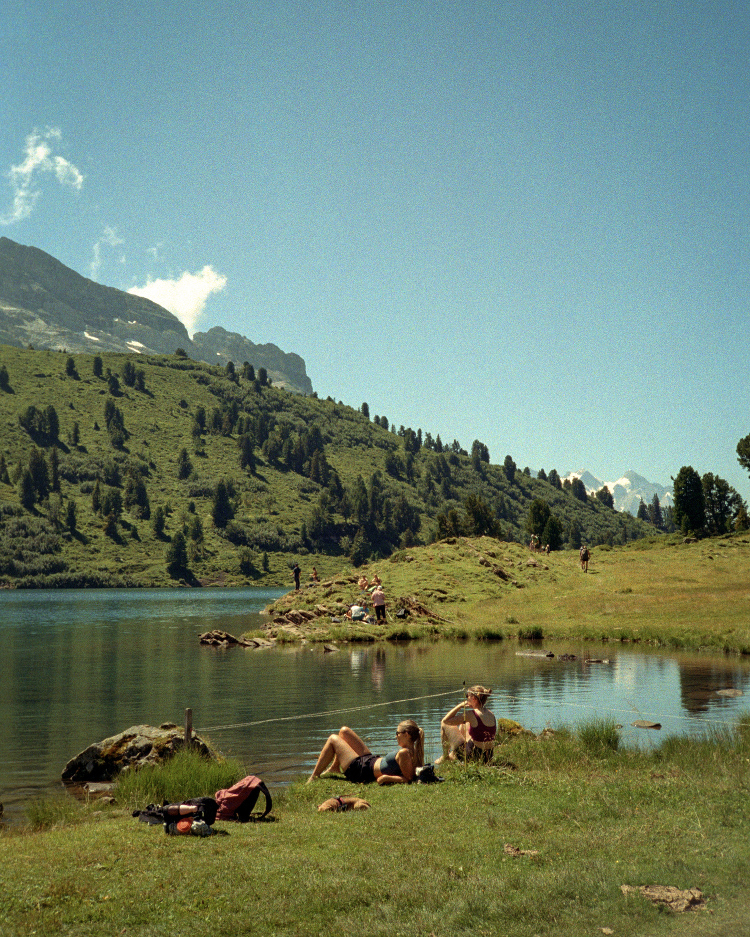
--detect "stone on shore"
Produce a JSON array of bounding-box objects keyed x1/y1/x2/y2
[{"x1": 62, "y1": 723, "x2": 213, "y2": 784}]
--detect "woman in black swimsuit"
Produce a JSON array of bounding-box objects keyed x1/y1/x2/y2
[
  {"x1": 307, "y1": 721, "x2": 424, "y2": 785},
  {"x1": 437, "y1": 685, "x2": 496, "y2": 763}
]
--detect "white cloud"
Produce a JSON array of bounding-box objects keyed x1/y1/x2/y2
[
  {"x1": 90, "y1": 225, "x2": 125, "y2": 280},
  {"x1": 127, "y1": 266, "x2": 227, "y2": 337},
  {"x1": 1, "y1": 127, "x2": 84, "y2": 225}
]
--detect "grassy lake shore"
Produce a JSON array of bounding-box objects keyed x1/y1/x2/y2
[
  {"x1": 264, "y1": 534, "x2": 750, "y2": 655},
  {"x1": 3, "y1": 534, "x2": 750, "y2": 937},
  {"x1": 2, "y1": 723, "x2": 749, "y2": 937}
]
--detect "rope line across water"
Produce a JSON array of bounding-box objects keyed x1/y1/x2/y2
[
  {"x1": 196, "y1": 685, "x2": 744, "y2": 735},
  {"x1": 196, "y1": 687, "x2": 462, "y2": 733}
]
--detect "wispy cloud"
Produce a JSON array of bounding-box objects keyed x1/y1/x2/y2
[
  {"x1": 127, "y1": 266, "x2": 227, "y2": 337},
  {"x1": 1, "y1": 127, "x2": 84, "y2": 225},
  {"x1": 89, "y1": 226, "x2": 125, "y2": 280}
]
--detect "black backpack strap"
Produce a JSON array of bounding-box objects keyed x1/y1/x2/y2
[
  {"x1": 255, "y1": 781, "x2": 272, "y2": 819},
  {"x1": 235, "y1": 780, "x2": 273, "y2": 822}
]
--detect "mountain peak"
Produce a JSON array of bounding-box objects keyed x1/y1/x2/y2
[
  {"x1": 0, "y1": 237, "x2": 312, "y2": 394},
  {"x1": 561, "y1": 469, "x2": 673, "y2": 515}
]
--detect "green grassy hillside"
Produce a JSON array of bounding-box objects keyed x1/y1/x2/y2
[
  {"x1": 269, "y1": 533, "x2": 750, "y2": 653},
  {"x1": 0, "y1": 344, "x2": 652, "y2": 588}
]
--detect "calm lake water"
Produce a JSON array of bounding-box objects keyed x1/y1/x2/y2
[{"x1": 2, "y1": 588, "x2": 749, "y2": 823}]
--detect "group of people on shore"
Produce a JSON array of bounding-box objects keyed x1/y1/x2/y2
[
  {"x1": 290, "y1": 566, "x2": 388, "y2": 623},
  {"x1": 347, "y1": 572, "x2": 386, "y2": 622},
  {"x1": 307, "y1": 685, "x2": 496, "y2": 785}
]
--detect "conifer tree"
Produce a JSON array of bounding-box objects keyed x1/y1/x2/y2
[
  {"x1": 92, "y1": 480, "x2": 102, "y2": 515},
  {"x1": 122, "y1": 360, "x2": 136, "y2": 387},
  {"x1": 152, "y1": 505, "x2": 166, "y2": 538},
  {"x1": 649, "y1": 494, "x2": 663, "y2": 529},
  {"x1": 211, "y1": 479, "x2": 234, "y2": 528},
  {"x1": 18, "y1": 469, "x2": 35, "y2": 510},
  {"x1": 166, "y1": 531, "x2": 189, "y2": 578},
  {"x1": 28, "y1": 447, "x2": 49, "y2": 501},
  {"x1": 542, "y1": 514, "x2": 563, "y2": 551},
  {"x1": 50, "y1": 446, "x2": 60, "y2": 492},
  {"x1": 673, "y1": 465, "x2": 705, "y2": 534},
  {"x1": 177, "y1": 447, "x2": 193, "y2": 479},
  {"x1": 66, "y1": 499, "x2": 77, "y2": 534}
]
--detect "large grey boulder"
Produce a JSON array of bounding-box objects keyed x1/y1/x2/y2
[{"x1": 61, "y1": 723, "x2": 213, "y2": 784}]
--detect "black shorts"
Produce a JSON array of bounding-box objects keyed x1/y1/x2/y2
[
  {"x1": 375, "y1": 605, "x2": 386, "y2": 620},
  {"x1": 344, "y1": 753, "x2": 379, "y2": 784}
]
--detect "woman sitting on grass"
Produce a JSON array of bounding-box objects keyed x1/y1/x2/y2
[
  {"x1": 307, "y1": 721, "x2": 424, "y2": 785},
  {"x1": 437, "y1": 685, "x2": 496, "y2": 763}
]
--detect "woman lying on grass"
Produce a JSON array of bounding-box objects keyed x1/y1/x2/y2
[{"x1": 307, "y1": 721, "x2": 424, "y2": 784}]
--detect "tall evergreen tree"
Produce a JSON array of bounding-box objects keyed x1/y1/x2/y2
[
  {"x1": 50, "y1": 446, "x2": 60, "y2": 492},
  {"x1": 526, "y1": 499, "x2": 551, "y2": 538},
  {"x1": 542, "y1": 514, "x2": 563, "y2": 551},
  {"x1": 672, "y1": 465, "x2": 705, "y2": 534},
  {"x1": 177, "y1": 447, "x2": 193, "y2": 479},
  {"x1": 28, "y1": 447, "x2": 49, "y2": 501},
  {"x1": 122, "y1": 360, "x2": 136, "y2": 386},
  {"x1": 702, "y1": 472, "x2": 745, "y2": 535},
  {"x1": 596, "y1": 485, "x2": 614, "y2": 508},
  {"x1": 152, "y1": 505, "x2": 166, "y2": 538},
  {"x1": 211, "y1": 479, "x2": 234, "y2": 528},
  {"x1": 18, "y1": 469, "x2": 35, "y2": 509},
  {"x1": 66, "y1": 499, "x2": 77, "y2": 533},
  {"x1": 166, "y1": 531, "x2": 189, "y2": 578},
  {"x1": 648, "y1": 493, "x2": 663, "y2": 529},
  {"x1": 570, "y1": 478, "x2": 588, "y2": 502}
]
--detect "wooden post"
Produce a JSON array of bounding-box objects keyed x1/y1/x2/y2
[{"x1": 184, "y1": 708, "x2": 193, "y2": 748}]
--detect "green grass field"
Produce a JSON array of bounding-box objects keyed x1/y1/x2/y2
[{"x1": 2, "y1": 722, "x2": 749, "y2": 937}]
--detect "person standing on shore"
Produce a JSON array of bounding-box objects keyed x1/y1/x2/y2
[
  {"x1": 292, "y1": 563, "x2": 301, "y2": 590},
  {"x1": 371, "y1": 584, "x2": 386, "y2": 622}
]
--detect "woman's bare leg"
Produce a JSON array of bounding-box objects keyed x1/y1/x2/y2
[
  {"x1": 308, "y1": 727, "x2": 371, "y2": 782},
  {"x1": 436, "y1": 722, "x2": 465, "y2": 763}
]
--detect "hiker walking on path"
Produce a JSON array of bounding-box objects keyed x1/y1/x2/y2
[{"x1": 580, "y1": 545, "x2": 590, "y2": 572}]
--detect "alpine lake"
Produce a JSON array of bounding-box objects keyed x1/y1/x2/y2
[{"x1": 1, "y1": 587, "x2": 748, "y2": 823}]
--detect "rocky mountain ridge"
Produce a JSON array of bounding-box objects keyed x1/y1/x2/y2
[
  {"x1": 0, "y1": 236, "x2": 312, "y2": 394},
  {"x1": 563, "y1": 469, "x2": 674, "y2": 515}
]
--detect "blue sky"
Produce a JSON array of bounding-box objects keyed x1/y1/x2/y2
[{"x1": 2, "y1": 1, "x2": 749, "y2": 499}]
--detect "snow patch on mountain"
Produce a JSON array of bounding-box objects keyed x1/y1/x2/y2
[{"x1": 562, "y1": 470, "x2": 673, "y2": 516}]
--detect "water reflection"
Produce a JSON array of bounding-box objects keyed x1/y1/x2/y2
[{"x1": 1, "y1": 590, "x2": 749, "y2": 824}]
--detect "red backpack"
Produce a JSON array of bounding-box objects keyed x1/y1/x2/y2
[{"x1": 215, "y1": 775, "x2": 273, "y2": 822}]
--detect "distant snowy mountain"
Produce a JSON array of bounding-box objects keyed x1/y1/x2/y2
[{"x1": 561, "y1": 470, "x2": 673, "y2": 516}]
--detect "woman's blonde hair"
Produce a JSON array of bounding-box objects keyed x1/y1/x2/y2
[
  {"x1": 397, "y1": 719, "x2": 425, "y2": 768},
  {"x1": 467, "y1": 685, "x2": 492, "y2": 707}
]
